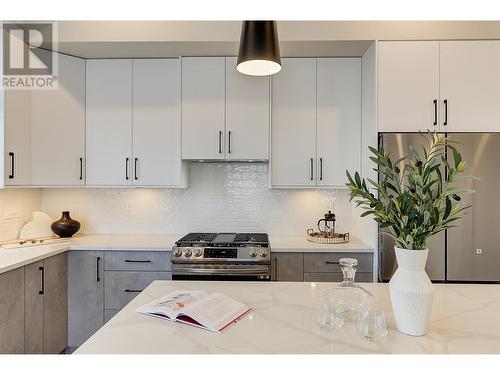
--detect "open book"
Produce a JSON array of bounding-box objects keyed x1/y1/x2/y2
[{"x1": 135, "y1": 291, "x2": 252, "y2": 333}]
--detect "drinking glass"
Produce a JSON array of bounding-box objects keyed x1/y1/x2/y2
[
  {"x1": 315, "y1": 297, "x2": 343, "y2": 330},
  {"x1": 355, "y1": 308, "x2": 388, "y2": 341}
]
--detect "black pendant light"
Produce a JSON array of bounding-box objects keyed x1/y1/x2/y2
[{"x1": 237, "y1": 21, "x2": 281, "y2": 76}]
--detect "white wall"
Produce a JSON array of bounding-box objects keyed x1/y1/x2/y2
[
  {"x1": 0, "y1": 188, "x2": 42, "y2": 242},
  {"x1": 41, "y1": 163, "x2": 353, "y2": 236}
]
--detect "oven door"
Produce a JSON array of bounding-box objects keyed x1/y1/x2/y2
[{"x1": 171, "y1": 263, "x2": 271, "y2": 281}]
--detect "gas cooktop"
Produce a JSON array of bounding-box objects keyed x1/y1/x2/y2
[{"x1": 175, "y1": 232, "x2": 269, "y2": 247}]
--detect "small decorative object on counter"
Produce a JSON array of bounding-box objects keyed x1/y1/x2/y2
[
  {"x1": 346, "y1": 131, "x2": 475, "y2": 336},
  {"x1": 324, "y1": 258, "x2": 373, "y2": 323},
  {"x1": 51, "y1": 211, "x2": 81, "y2": 238},
  {"x1": 306, "y1": 210, "x2": 350, "y2": 244}
]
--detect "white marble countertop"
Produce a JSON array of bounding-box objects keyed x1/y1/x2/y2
[
  {"x1": 75, "y1": 280, "x2": 500, "y2": 354},
  {"x1": 0, "y1": 242, "x2": 70, "y2": 275},
  {"x1": 269, "y1": 235, "x2": 374, "y2": 253},
  {"x1": 0, "y1": 233, "x2": 373, "y2": 275}
]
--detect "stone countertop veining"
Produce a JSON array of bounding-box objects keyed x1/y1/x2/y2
[
  {"x1": 0, "y1": 233, "x2": 373, "y2": 275},
  {"x1": 74, "y1": 280, "x2": 500, "y2": 354}
]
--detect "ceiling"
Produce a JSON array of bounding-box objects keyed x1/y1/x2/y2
[{"x1": 38, "y1": 21, "x2": 500, "y2": 58}]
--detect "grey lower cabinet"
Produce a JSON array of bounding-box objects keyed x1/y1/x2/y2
[
  {"x1": 24, "y1": 260, "x2": 44, "y2": 353},
  {"x1": 68, "y1": 250, "x2": 104, "y2": 348},
  {"x1": 23, "y1": 252, "x2": 68, "y2": 354},
  {"x1": 1, "y1": 252, "x2": 67, "y2": 354},
  {"x1": 272, "y1": 253, "x2": 304, "y2": 281},
  {"x1": 68, "y1": 249, "x2": 171, "y2": 348},
  {"x1": 43, "y1": 252, "x2": 68, "y2": 353},
  {"x1": 0, "y1": 268, "x2": 25, "y2": 354},
  {"x1": 272, "y1": 252, "x2": 374, "y2": 282}
]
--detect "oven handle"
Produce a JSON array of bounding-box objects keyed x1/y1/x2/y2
[{"x1": 172, "y1": 267, "x2": 270, "y2": 275}]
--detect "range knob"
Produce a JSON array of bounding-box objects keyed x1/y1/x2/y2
[
  {"x1": 183, "y1": 248, "x2": 192, "y2": 258},
  {"x1": 194, "y1": 248, "x2": 203, "y2": 257},
  {"x1": 249, "y1": 249, "x2": 257, "y2": 257},
  {"x1": 259, "y1": 249, "x2": 269, "y2": 258},
  {"x1": 173, "y1": 248, "x2": 182, "y2": 257}
]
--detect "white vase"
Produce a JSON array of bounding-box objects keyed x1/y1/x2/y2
[{"x1": 389, "y1": 247, "x2": 434, "y2": 336}]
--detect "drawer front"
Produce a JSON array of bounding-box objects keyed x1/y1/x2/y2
[
  {"x1": 104, "y1": 309, "x2": 120, "y2": 323},
  {"x1": 104, "y1": 251, "x2": 171, "y2": 271},
  {"x1": 303, "y1": 253, "x2": 373, "y2": 273},
  {"x1": 303, "y1": 272, "x2": 373, "y2": 282},
  {"x1": 104, "y1": 271, "x2": 171, "y2": 309}
]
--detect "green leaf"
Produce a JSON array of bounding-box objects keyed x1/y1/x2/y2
[{"x1": 354, "y1": 172, "x2": 362, "y2": 187}]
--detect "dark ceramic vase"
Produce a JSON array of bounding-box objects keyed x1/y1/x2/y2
[{"x1": 51, "y1": 211, "x2": 81, "y2": 238}]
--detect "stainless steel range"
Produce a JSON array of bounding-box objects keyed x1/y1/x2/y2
[{"x1": 171, "y1": 233, "x2": 271, "y2": 281}]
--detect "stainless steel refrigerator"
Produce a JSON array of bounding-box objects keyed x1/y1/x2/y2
[{"x1": 378, "y1": 133, "x2": 500, "y2": 283}]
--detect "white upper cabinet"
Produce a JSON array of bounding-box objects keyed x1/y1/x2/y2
[
  {"x1": 378, "y1": 41, "x2": 440, "y2": 132},
  {"x1": 440, "y1": 41, "x2": 500, "y2": 132},
  {"x1": 30, "y1": 52, "x2": 86, "y2": 186},
  {"x1": 225, "y1": 57, "x2": 270, "y2": 160},
  {"x1": 132, "y1": 59, "x2": 185, "y2": 187},
  {"x1": 181, "y1": 57, "x2": 226, "y2": 160},
  {"x1": 86, "y1": 59, "x2": 133, "y2": 186},
  {"x1": 317, "y1": 58, "x2": 361, "y2": 187},
  {"x1": 271, "y1": 58, "x2": 317, "y2": 187},
  {"x1": 4, "y1": 90, "x2": 31, "y2": 186}
]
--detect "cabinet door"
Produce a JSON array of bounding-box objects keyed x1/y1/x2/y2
[
  {"x1": 4, "y1": 90, "x2": 30, "y2": 185},
  {"x1": 271, "y1": 58, "x2": 317, "y2": 187},
  {"x1": 30, "y1": 52, "x2": 86, "y2": 185},
  {"x1": 272, "y1": 253, "x2": 304, "y2": 281},
  {"x1": 225, "y1": 57, "x2": 270, "y2": 160},
  {"x1": 378, "y1": 41, "x2": 440, "y2": 132},
  {"x1": 440, "y1": 41, "x2": 500, "y2": 132},
  {"x1": 68, "y1": 251, "x2": 104, "y2": 347},
  {"x1": 24, "y1": 261, "x2": 44, "y2": 354},
  {"x1": 86, "y1": 60, "x2": 133, "y2": 185},
  {"x1": 43, "y1": 253, "x2": 68, "y2": 353},
  {"x1": 0, "y1": 268, "x2": 24, "y2": 353},
  {"x1": 181, "y1": 57, "x2": 225, "y2": 160},
  {"x1": 317, "y1": 58, "x2": 361, "y2": 187},
  {"x1": 133, "y1": 59, "x2": 183, "y2": 186}
]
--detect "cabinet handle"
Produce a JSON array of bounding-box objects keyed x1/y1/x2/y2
[
  {"x1": 125, "y1": 158, "x2": 130, "y2": 180},
  {"x1": 273, "y1": 257, "x2": 279, "y2": 280},
  {"x1": 219, "y1": 131, "x2": 222, "y2": 154},
  {"x1": 320, "y1": 158, "x2": 323, "y2": 181},
  {"x1": 8, "y1": 152, "x2": 14, "y2": 179},
  {"x1": 433, "y1": 99, "x2": 438, "y2": 126},
  {"x1": 96, "y1": 257, "x2": 101, "y2": 282},
  {"x1": 310, "y1": 158, "x2": 314, "y2": 181},
  {"x1": 124, "y1": 259, "x2": 151, "y2": 263},
  {"x1": 325, "y1": 260, "x2": 340, "y2": 265},
  {"x1": 79, "y1": 157, "x2": 83, "y2": 180},
  {"x1": 443, "y1": 99, "x2": 448, "y2": 126},
  {"x1": 134, "y1": 158, "x2": 138, "y2": 180},
  {"x1": 38, "y1": 266, "x2": 44, "y2": 295},
  {"x1": 124, "y1": 289, "x2": 143, "y2": 293},
  {"x1": 228, "y1": 130, "x2": 232, "y2": 154}
]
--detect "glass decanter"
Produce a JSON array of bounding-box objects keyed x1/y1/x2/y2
[{"x1": 324, "y1": 258, "x2": 373, "y2": 323}]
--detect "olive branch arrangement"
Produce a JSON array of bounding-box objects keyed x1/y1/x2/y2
[{"x1": 346, "y1": 132, "x2": 475, "y2": 250}]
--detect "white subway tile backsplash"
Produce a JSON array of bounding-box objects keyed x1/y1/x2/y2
[
  {"x1": 41, "y1": 163, "x2": 352, "y2": 235},
  {"x1": 0, "y1": 188, "x2": 42, "y2": 242}
]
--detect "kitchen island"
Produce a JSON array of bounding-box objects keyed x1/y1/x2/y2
[{"x1": 75, "y1": 281, "x2": 500, "y2": 354}]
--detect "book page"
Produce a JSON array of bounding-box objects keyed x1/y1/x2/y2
[
  {"x1": 135, "y1": 291, "x2": 208, "y2": 319},
  {"x1": 180, "y1": 292, "x2": 251, "y2": 332}
]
